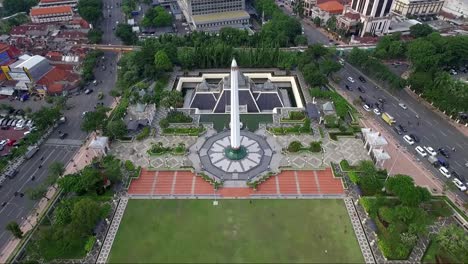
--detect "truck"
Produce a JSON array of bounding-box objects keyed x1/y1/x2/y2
[
  {"x1": 428, "y1": 156, "x2": 439, "y2": 167},
  {"x1": 25, "y1": 146, "x2": 39, "y2": 160},
  {"x1": 381, "y1": 112, "x2": 395, "y2": 126}
]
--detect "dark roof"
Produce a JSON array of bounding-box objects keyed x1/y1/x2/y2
[
  {"x1": 306, "y1": 103, "x2": 320, "y2": 119},
  {"x1": 256, "y1": 93, "x2": 283, "y2": 111},
  {"x1": 127, "y1": 119, "x2": 149, "y2": 131},
  {"x1": 190, "y1": 93, "x2": 217, "y2": 110}
]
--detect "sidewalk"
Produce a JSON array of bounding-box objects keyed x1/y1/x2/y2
[{"x1": 0, "y1": 99, "x2": 121, "y2": 263}]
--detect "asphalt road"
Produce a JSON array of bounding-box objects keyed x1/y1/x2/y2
[
  {"x1": 337, "y1": 62, "x2": 468, "y2": 200},
  {"x1": 0, "y1": 0, "x2": 123, "y2": 249},
  {"x1": 102, "y1": 0, "x2": 124, "y2": 45}
]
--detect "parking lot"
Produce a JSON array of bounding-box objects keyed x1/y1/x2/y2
[{"x1": 0, "y1": 126, "x2": 30, "y2": 156}]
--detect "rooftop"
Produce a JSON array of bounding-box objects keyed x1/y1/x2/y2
[
  {"x1": 317, "y1": 0, "x2": 344, "y2": 14},
  {"x1": 192, "y1": 10, "x2": 250, "y2": 24},
  {"x1": 40, "y1": 0, "x2": 77, "y2": 3},
  {"x1": 30, "y1": 5, "x2": 73, "y2": 16}
]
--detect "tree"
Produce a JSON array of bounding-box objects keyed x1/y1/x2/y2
[
  {"x1": 177, "y1": 47, "x2": 196, "y2": 69},
  {"x1": 154, "y1": 50, "x2": 173, "y2": 72},
  {"x1": 409, "y1": 23, "x2": 434, "y2": 38},
  {"x1": 160, "y1": 90, "x2": 183, "y2": 108},
  {"x1": 31, "y1": 106, "x2": 61, "y2": 131},
  {"x1": 26, "y1": 185, "x2": 48, "y2": 200},
  {"x1": 53, "y1": 199, "x2": 74, "y2": 227},
  {"x1": 49, "y1": 162, "x2": 65, "y2": 177},
  {"x1": 385, "y1": 175, "x2": 431, "y2": 206},
  {"x1": 101, "y1": 155, "x2": 123, "y2": 183},
  {"x1": 105, "y1": 119, "x2": 127, "y2": 139},
  {"x1": 115, "y1": 24, "x2": 137, "y2": 45},
  {"x1": 326, "y1": 16, "x2": 337, "y2": 32},
  {"x1": 57, "y1": 174, "x2": 82, "y2": 194},
  {"x1": 359, "y1": 174, "x2": 383, "y2": 196},
  {"x1": 6, "y1": 221, "x2": 23, "y2": 238},
  {"x1": 87, "y1": 29, "x2": 103, "y2": 44},
  {"x1": 436, "y1": 224, "x2": 468, "y2": 262},
  {"x1": 3, "y1": 0, "x2": 38, "y2": 16},
  {"x1": 294, "y1": 35, "x2": 308, "y2": 46},
  {"x1": 319, "y1": 59, "x2": 342, "y2": 76},
  {"x1": 70, "y1": 198, "x2": 102, "y2": 234},
  {"x1": 77, "y1": 0, "x2": 103, "y2": 24},
  {"x1": 313, "y1": 17, "x2": 321, "y2": 27},
  {"x1": 153, "y1": 6, "x2": 172, "y2": 27},
  {"x1": 81, "y1": 107, "x2": 108, "y2": 133},
  {"x1": 293, "y1": 0, "x2": 304, "y2": 18}
]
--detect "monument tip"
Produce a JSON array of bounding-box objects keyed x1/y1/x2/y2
[{"x1": 231, "y1": 58, "x2": 237, "y2": 68}]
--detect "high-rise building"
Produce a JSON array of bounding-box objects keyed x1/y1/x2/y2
[
  {"x1": 178, "y1": 0, "x2": 250, "y2": 32},
  {"x1": 391, "y1": 0, "x2": 444, "y2": 17},
  {"x1": 337, "y1": 0, "x2": 395, "y2": 36},
  {"x1": 442, "y1": 0, "x2": 467, "y2": 18}
]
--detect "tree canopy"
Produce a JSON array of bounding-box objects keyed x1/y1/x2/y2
[
  {"x1": 81, "y1": 106, "x2": 108, "y2": 132},
  {"x1": 4, "y1": 0, "x2": 38, "y2": 16},
  {"x1": 141, "y1": 6, "x2": 172, "y2": 28},
  {"x1": 115, "y1": 24, "x2": 138, "y2": 45},
  {"x1": 77, "y1": 0, "x2": 102, "y2": 24},
  {"x1": 409, "y1": 23, "x2": 434, "y2": 38}
]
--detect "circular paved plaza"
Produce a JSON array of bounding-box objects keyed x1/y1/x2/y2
[{"x1": 198, "y1": 131, "x2": 273, "y2": 181}]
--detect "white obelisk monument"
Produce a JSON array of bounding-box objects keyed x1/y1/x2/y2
[{"x1": 230, "y1": 58, "x2": 241, "y2": 150}]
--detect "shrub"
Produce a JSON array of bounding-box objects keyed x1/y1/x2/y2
[
  {"x1": 288, "y1": 111, "x2": 306, "y2": 120},
  {"x1": 136, "y1": 127, "x2": 150, "y2": 141},
  {"x1": 84, "y1": 236, "x2": 96, "y2": 253},
  {"x1": 124, "y1": 160, "x2": 135, "y2": 171},
  {"x1": 348, "y1": 171, "x2": 359, "y2": 183},
  {"x1": 159, "y1": 119, "x2": 169, "y2": 128},
  {"x1": 309, "y1": 141, "x2": 322, "y2": 152},
  {"x1": 165, "y1": 111, "x2": 192, "y2": 123},
  {"x1": 288, "y1": 141, "x2": 303, "y2": 152}
]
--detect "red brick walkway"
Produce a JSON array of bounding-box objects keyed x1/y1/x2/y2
[{"x1": 128, "y1": 168, "x2": 345, "y2": 198}]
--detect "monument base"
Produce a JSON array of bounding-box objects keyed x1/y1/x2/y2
[{"x1": 224, "y1": 146, "x2": 247, "y2": 160}]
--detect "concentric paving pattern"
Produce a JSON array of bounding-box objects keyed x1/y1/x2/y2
[
  {"x1": 209, "y1": 135, "x2": 262, "y2": 173},
  {"x1": 199, "y1": 131, "x2": 273, "y2": 181}
]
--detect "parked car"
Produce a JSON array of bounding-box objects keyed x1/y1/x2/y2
[
  {"x1": 359, "y1": 95, "x2": 366, "y2": 102},
  {"x1": 347, "y1": 77, "x2": 355, "y2": 83},
  {"x1": 409, "y1": 134, "x2": 420, "y2": 143},
  {"x1": 373, "y1": 108, "x2": 381, "y2": 115},
  {"x1": 0, "y1": 139, "x2": 6, "y2": 146},
  {"x1": 437, "y1": 157, "x2": 449, "y2": 167},
  {"x1": 345, "y1": 84, "x2": 352, "y2": 91},
  {"x1": 451, "y1": 171, "x2": 464, "y2": 183},
  {"x1": 423, "y1": 146, "x2": 437, "y2": 156},
  {"x1": 403, "y1": 135, "x2": 415, "y2": 145},
  {"x1": 59, "y1": 132, "x2": 68, "y2": 139},
  {"x1": 438, "y1": 148, "x2": 450, "y2": 158},
  {"x1": 378, "y1": 98, "x2": 386, "y2": 103},
  {"x1": 415, "y1": 146, "x2": 427, "y2": 157},
  {"x1": 6, "y1": 139, "x2": 16, "y2": 146},
  {"x1": 393, "y1": 126, "x2": 403, "y2": 135},
  {"x1": 397, "y1": 124, "x2": 407, "y2": 132},
  {"x1": 399, "y1": 103, "x2": 408, "y2": 110},
  {"x1": 439, "y1": 166, "x2": 451, "y2": 178},
  {"x1": 452, "y1": 178, "x2": 467, "y2": 191},
  {"x1": 85, "y1": 89, "x2": 93, "y2": 94},
  {"x1": 363, "y1": 104, "x2": 371, "y2": 112},
  {"x1": 357, "y1": 87, "x2": 365, "y2": 93},
  {"x1": 358, "y1": 76, "x2": 366, "y2": 83}
]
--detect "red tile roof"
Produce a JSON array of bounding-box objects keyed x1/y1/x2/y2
[
  {"x1": 344, "y1": 12, "x2": 361, "y2": 20},
  {"x1": 30, "y1": 5, "x2": 73, "y2": 17},
  {"x1": 56, "y1": 30, "x2": 87, "y2": 39},
  {"x1": 41, "y1": 0, "x2": 74, "y2": 3},
  {"x1": 318, "y1": 1, "x2": 344, "y2": 14},
  {"x1": 45, "y1": 51, "x2": 63, "y2": 61},
  {"x1": 37, "y1": 65, "x2": 80, "y2": 94},
  {"x1": 37, "y1": 67, "x2": 67, "y2": 86},
  {"x1": 10, "y1": 24, "x2": 47, "y2": 35}
]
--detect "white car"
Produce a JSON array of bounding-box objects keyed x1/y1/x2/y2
[
  {"x1": 452, "y1": 178, "x2": 467, "y2": 191},
  {"x1": 0, "y1": 139, "x2": 6, "y2": 146},
  {"x1": 373, "y1": 108, "x2": 381, "y2": 115},
  {"x1": 439, "y1": 166, "x2": 451, "y2": 178},
  {"x1": 15, "y1": 119, "x2": 24, "y2": 127},
  {"x1": 415, "y1": 146, "x2": 427, "y2": 157},
  {"x1": 347, "y1": 77, "x2": 355, "y2": 83},
  {"x1": 24, "y1": 131, "x2": 31, "y2": 136},
  {"x1": 399, "y1": 103, "x2": 408, "y2": 110},
  {"x1": 363, "y1": 104, "x2": 371, "y2": 112},
  {"x1": 423, "y1": 146, "x2": 437, "y2": 156},
  {"x1": 403, "y1": 135, "x2": 415, "y2": 145}
]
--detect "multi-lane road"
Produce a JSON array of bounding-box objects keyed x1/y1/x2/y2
[
  {"x1": 336, "y1": 63, "x2": 468, "y2": 198},
  {"x1": 0, "y1": 0, "x2": 123, "y2": 249}
]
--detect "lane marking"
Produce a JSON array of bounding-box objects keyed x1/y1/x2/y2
[{"x1": 439, "y1": 131, "x2": 447, "y2": 137}]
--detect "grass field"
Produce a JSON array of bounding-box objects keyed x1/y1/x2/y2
[{"x1": 109, "y1": 199, "x2": 363, "y2": 263}]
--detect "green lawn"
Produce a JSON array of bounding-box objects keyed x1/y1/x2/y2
[{"x1": 109, "y1": 199, "x2": 363, "y2": 263}]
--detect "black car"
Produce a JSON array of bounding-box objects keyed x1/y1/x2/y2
[
  {"x1": 378, "y1": 98, "x2": 386, "y2": 103},
  {"x1": 59, "y1": 132, "x2": 68, "y2": 139},
  {"x1": 357, "y1": 87, "x2": 365, "y2": 93},
  {"x1": 393, "y1": 126, "x2": 402, "y2": 135},
  {"x1": 359, "y1": 95, "x2": 366, "y2": 102},
  {"x1": 397, "y1": 124, "x2": 407, "y2": 132},
  {"x1": 451, "y1": 171, "x2": 464, "y2": 182},
  {"x1": 409, "y1": 134, "x2": 420, "y2": 142},
  {"x1": 358, "y1": 76, "x2": 366, "y2": 83},
  {"x1": 345, "y1": 84, "x2": 352, "y2": 91},
  {"x1": 438, "y1": 148, "x2": 450, "y2": 158}
]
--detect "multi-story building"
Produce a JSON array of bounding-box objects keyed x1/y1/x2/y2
[
  {"x1": 30, "y1": 6, "x2": 74, "y2": 24},
  {"x1": 337, "y1": 0, "x2": 394, "y2": 37},
  {"x1": 303, "y1": 0, "x2": 318, "y2": 17},
  {"x1": 311, "y1": 1, "x2": 344, "y2": 25},
  {"x1": 442, "y1": 0, "x2": 467, "y2": 18},
  {"x1": 38, "y1": 0, "x2": 78, "y2": 8},
  {"x1": 178, "y1": 0, "x2": 250, "y2": 31},
  {"x1": 391, "y1": 0, "x2": 444, "y2": 17}
]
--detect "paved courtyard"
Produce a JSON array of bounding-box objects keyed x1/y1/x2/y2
[{"x1": 111, "y1": 126, "x2": 370, "y2": 172}]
